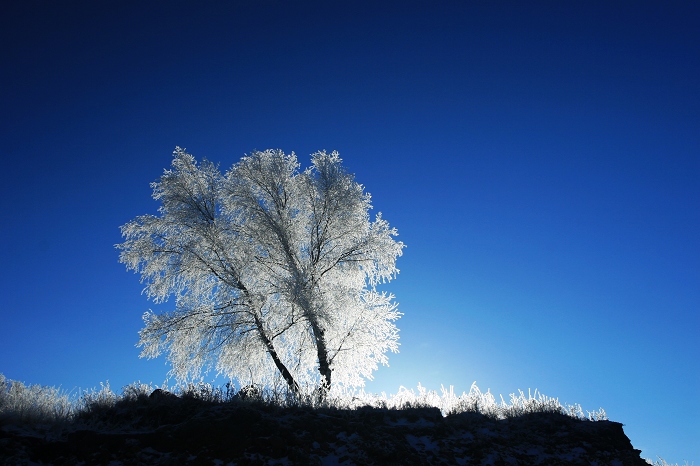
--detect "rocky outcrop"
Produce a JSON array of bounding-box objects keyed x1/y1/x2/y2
[{"x1": 0, "y1": 397, "x2": 648, "y2": 465}]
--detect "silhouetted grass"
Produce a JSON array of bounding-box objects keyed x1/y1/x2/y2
[{"x1": 1, "y1": 372, "x2": 606, "y2": 426}]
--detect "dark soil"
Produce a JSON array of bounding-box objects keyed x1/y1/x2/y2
[{"x1": 0, "y1": 394, "x2": 648, "y2": 465}]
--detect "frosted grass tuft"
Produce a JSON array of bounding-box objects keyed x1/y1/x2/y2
[
  {"x1": 341, "y1": 382, "x2": 607, "y2": 421},
  {"x1": 0, "y1": 373, "x2": 73, "y2": 424},
  {"x1": 0, "y1": 373, "x2": 608, "y2": 424},
  {"x1": 647, "y1": 459, "x2": 694, "y2": 466}
]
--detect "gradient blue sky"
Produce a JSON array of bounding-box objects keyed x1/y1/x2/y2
[{"x1": 1, "y1": 1, "x2": 698, "y2": 462}]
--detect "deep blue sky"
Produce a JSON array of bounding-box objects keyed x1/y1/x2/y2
[{"x1": 1, "y1": 1, "x2": 698, "y2": 462}]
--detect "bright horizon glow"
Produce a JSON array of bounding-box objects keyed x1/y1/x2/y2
[{"x1": 0, "y1": 1, "x2": 697, "y2": 463}]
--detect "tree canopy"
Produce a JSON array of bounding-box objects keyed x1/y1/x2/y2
[{"x1": 117, "y1": 148, "x2": 404, "y2": 398}]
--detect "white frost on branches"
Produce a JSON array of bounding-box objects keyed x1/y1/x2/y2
[{"x1": 117, "y1": 148, "x2": 404, "y2": 397}]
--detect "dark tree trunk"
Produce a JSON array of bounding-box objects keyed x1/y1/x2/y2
[
  {"x1": 253, "y1": 315, "x2": 300, "y2": 396},
  {"x1": 240, "y1": 285, "x2": 300, "y2": 397},
  {"x1": 310, "y1": 320, "x2": 332, "y2": 402}
]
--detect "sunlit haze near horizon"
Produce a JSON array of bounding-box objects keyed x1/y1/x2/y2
[{"x1": 1, "y1": 1, "x2": 698, "y2": 463}]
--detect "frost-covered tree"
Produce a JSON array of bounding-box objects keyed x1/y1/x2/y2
[{"x1": 117, "y1": 148, "x2": 404, "y2": 399}]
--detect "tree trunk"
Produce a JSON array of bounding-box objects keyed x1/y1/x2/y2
[
  {"x1": 310, "y1": 320, "x2": 332, "y2": 402},
  {"x1": 239, "y1": 284, "x2": 301, "y2": 397},
  {"x1": 252, "y1": 314, "x2": 300, "y2": 396}
]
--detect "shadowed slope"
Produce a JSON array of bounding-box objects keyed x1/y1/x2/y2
[{"x1": 1, "y1": 387, "x2": 647, "y2": 465}]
